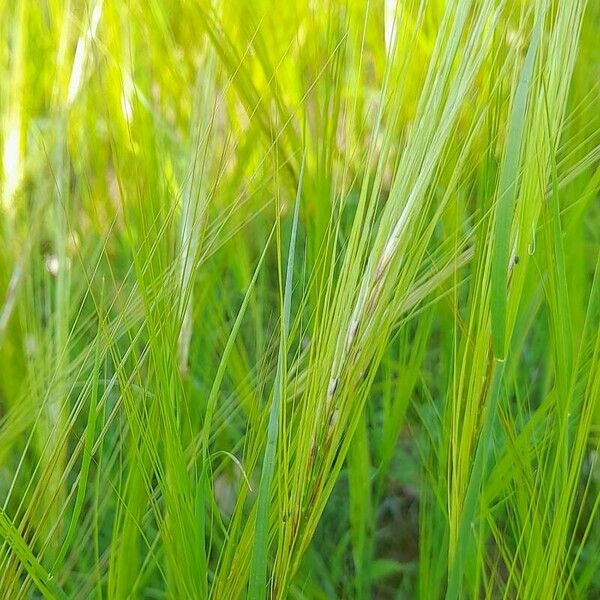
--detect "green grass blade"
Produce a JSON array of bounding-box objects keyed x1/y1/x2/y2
[
  {"x1": 248, "y1": 154, "x2": 305, "y2": 599},
  {"x1": 491, "y1": 8, "x2": 544, "y2": 360}
]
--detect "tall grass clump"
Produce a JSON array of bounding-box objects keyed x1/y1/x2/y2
[{"x1": 0, "y1": 0, "x2": 599, "y2": 598}]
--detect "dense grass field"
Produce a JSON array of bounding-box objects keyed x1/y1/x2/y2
[{"x1": 1, "y1": 0, "x2": 599, "y2": 598}]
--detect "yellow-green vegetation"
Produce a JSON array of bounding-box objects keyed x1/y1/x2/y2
[{"x1": 1, "y1": 1, "x2": 599, "y2": 598}]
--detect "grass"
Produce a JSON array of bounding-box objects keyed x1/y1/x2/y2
[{"x1": 0, "y1": 0, "x2": 599, "y2": 598}]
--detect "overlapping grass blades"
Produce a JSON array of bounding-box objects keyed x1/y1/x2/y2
[{"x1": 0, "y1": 0, "x2": 598, "y2": 598}]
